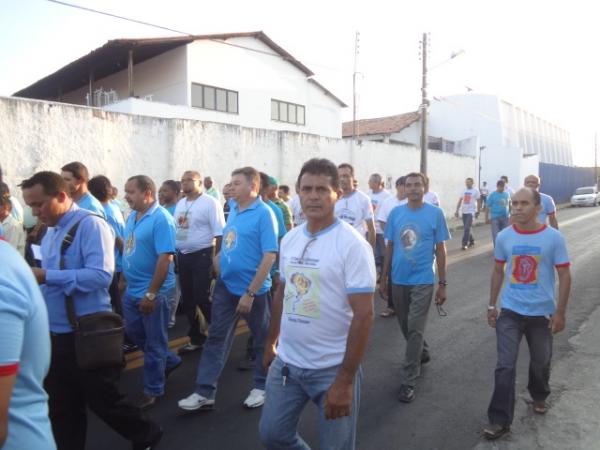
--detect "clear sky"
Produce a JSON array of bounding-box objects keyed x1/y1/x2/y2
[{"x1": 1, "y1": 0, "x2": 598, "y2": 165}]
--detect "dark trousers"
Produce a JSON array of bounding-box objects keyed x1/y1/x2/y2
[
  {"x1": 178, "y1": 247, "x2": 213, "y2": 346},
  {"x1": 45, "y1": 333, "x2": 159, "y2": 450},
  {"x1": 462, "y1": 213, "x2": 475, "y2": 247},
  {"x1": 487, "y1": 309, "x2": 553, "y2": 427},
  {"x1": 108, "y1": 271, "x2": 123, "y2": 316}
]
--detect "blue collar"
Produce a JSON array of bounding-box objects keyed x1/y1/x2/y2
[
  {"x1": 341, "y1": 189, "x2": 358, "y2": 199},
  {"x1": 55, "y1": 203, "x2": 81, "y2": 230},
  {"x1": 134, "y1": 201, "x2": 160, "y2": 223},
  {"x1": 234, "y1": 196, "x2": 262, "y2": 213},
  {"x1": 302, "y1": 218, "x2": 341, "y2": 238}
]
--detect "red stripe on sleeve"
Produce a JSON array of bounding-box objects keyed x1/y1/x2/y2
[
  {"x1": 0, "y1": 363, "x2": 19, "y2": 376},
  {"x1": 548, "y1": 212, "x2": 556, "y2": 216},
  {"x1": 555, "y1": 262, "x2": 571, "y2": 268},
  {"x1": 495, "y1": 259, "x2": 506, "y2": 265}
]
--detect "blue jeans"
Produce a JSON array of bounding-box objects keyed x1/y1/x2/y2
[
  {"x1": 259, "y1": 357, "x2": 361, "y2": 450},
  {"x1": 123, "y1": 290, "x2": 181, "y2": 396},
  {"x1": 373, "y1": 233, "x2": 386, "y2": 270},
  {"x1": 194, "y1": 279, "x2": 270, "y2": 399},
  {"x1": 490, "y1": 216, "x2": 509, "y2": 246},
  {"x1": 487, "y1": 309, "x2": 553, "y2": 427},
  {"x1": 462, "y1": 213, "x2": 475, "y2": 247}
]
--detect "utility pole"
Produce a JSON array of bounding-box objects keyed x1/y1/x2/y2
[
  {"x1": 352, "y1": 31, "x2": 360, "y2": 147},
  {"x1": 595, "y1": 132, "x2": 598, "y2": 186},
  {"x1": 419, "y1": 33, "x2": 429, "y2": 175}
]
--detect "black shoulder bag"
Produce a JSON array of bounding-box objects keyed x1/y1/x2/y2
[{"x1": 60, "y1": 215, "x2": 125, "y2": 370}]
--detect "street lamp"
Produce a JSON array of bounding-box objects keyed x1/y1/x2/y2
[
  {"x1": 478, "y1": 145, "x2": 486, "y2": 189},
  {"x1": 419, "y1": 34, "x2": 465, "y2": 175}
]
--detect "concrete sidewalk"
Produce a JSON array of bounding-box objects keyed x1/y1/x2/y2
[{"x1": 474, "y1": 303, "x2": 600, "y2": 450}]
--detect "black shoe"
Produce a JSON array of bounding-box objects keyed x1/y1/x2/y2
[
  {"x1": 123, "y1": 343, "x2": 139, "y2": 353},
  {"x1": 165, "y1": 359, "x2": 182, "y2": 379},
  {"x1": 133, "y1": 427, "x2": 163, "y2": 450},
  {"x1": 468, "y1": 241, "x2": 475, "y2": 248},
  {"x1": 482, "y1": 423, "x2": 510, "y2": 440},
  {"x1": 398, "y1": 385, "x2": 415, "y2": 403},
  {"x1": 237, "y1": 355, "x2": 256, "y2": 371},
  {"x1": 420, "y1": 352, "x2": 431, "y2": 364},
  {"x1": 138, "y1": 394, "x2": 158, "y2": 410}
]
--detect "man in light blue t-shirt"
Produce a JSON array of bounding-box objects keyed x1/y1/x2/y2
[
  {"x1": 60, "y1": 161, "x2": 106, "y2": 219},
  {"x1": 122, "y1": 175, "x2": 181, "y2": 410},
  {"x1": 524, "y1": 175, "x2": 558, "y2": 229},
  {"x1": 381, "y1": 172, "x2": 450, "y2": 403},
  {"x1": 485, "y1": 179, "x2": 511, "y2": 246},
  {"x1": 178, "y1": 166, "x2": 277, "y2": 412},
  {"x1": 483, "y1": 187, "x2": 571, "y2": 440}
]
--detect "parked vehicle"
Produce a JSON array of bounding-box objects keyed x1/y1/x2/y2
[{"x1": 570, "y1": 186, "x2": 599, "y2": 207}]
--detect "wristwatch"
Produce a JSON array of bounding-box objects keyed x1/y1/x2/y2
[
  {"x1": 487, "y1": 305, "x2": 497, "y2": 311},
  {"x1": 245, "y1": 289, "x2": 256, "y2": 299},
  {"x1": 144, "y1": 292, "x2": 156, "y2": 301},
  {"x1": 438, "y1": 280, "x2": 448, "y2": 286}
]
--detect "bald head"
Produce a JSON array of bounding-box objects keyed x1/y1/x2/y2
[
  {"x1": 524, "y1": 175, "x2": 541, "y2": 190},
  {"x1": 513, "y1": 187, "x2": 541, "y2": 205}
]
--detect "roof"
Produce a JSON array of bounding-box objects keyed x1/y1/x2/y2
[
  {"x1": 13, "y1": 31, "x2": 346, "y2": 107},
  {"x1": 342, "y1": 111, "x2": 420, "y2": 137}
]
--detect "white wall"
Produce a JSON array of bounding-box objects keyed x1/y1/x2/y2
[
  {"x1": 0, "y1": 96, "x2": 475, "y2": 218},
  {"x1": 185, "y1": 38, "x2": 343, "y2": 138},
  {"x1": 60, "y1": 46, "x2": 188, "y2": 106}
]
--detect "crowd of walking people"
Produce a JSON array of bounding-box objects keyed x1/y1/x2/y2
[{"x1": 0, "y1": 160, "x2": 570, "y2": 449}]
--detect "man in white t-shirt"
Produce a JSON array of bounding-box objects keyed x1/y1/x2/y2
[
  {"x1": 455, "y1": 177, "x2": 481, "y2": 250},
  {"x1": 423, "y1": 175, "x2": 441, "y2": 207},
  {"x1": 335, "y1": 163, "x2": 376, "y2": 249},
  {"x1": 367, "y1": 173, "x2": 391, "y2": 277},
  {"x1": 175, "y1": 170, "x2": 225, "y2": 354},
  {"x1": 376, "y1": 176, "x2": 408, "y2": 318},
  {"x1": 260, "y1": 158, "x2": 376, "y2": 450}
]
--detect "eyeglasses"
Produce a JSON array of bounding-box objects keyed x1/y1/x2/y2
[{"x1": 435, "y1": 303, "x2": 448, "y2": 317}]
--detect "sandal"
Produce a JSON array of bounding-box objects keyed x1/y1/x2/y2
[
  {"x1": 483, "y1": 423, "x2": 510, "y2": 440},
  {"x1": 533, "y1": 401, "x2": 549, "y2": 414},
  {"x1": 380, "y1": 309, "x2": 395, "y2": 318}
]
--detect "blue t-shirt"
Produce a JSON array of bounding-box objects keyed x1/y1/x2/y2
[
  {"x1": 103, "y1": 202, "x2": 125, "y2": 272},
  {"x1": 0, "y1": 242, "x2": 55, "y2": 450},
  {"x1": 486, "y1": 191, "x2": 510, "y2": 219},
  {"x1": 123, "y1": 202, "x2": 176, "y2": 298},
  {"x1": 495, "y1": 225, "x2": 569, "y2": 316},
  {"x1": 267, "y1": 199, "x2": 286, "y2": 239},
  {"x1": 41, "y1": 205, "x2": 114, "y2": 333},
  {"x1": 165, "y1": 204, "x2": 176, "y2": 217},
  {"x1": 538, "y1": 193, "x2": 556, "y2": 224},
  {"x1": 384, "y1": 203, "x2": 450, "y2": 285},
  {"x1": 220, "y1": 197, "x2": 278, "y2": 296},
  {"x1": 77, "y1": 192, "x2": 106, "y2": 219}
]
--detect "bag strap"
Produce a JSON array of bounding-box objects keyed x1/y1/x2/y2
[{"x1": 60, "y1": 212, "x2": 102, "y2": 330}]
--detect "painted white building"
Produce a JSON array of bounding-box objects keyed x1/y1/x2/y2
[
  {"x1": 13, "y1": 32, "x2": 346, "y2": 138},
  {"x1": 343, "y1": 93, "x2": 572, "y2": 188}
]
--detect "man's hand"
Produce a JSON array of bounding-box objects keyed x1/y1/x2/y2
[
  {"x1": 212, "y1": 254, "x2": 221, "y2": 277},
  {"x1": 263, "y1": 344, "x2": 277, "y2": 372},
  {"x1": 324, "y1": 379, "x2": 353, "y2": 420},
  {"x1": 487, "y1": 308, "x2": 498, "y2": 328},
  {"x1": 236, "y1": 293, "x2": 254, "y2": 314},
  {"x1": 31, "y1": 267, "x2": 46, "y2": 284},
  {"x1": 139, "y1": 297, "x2": 156, "y2": 315},
  {"x1": 550, "y1": 311, "x2": 566, "y2": 334},
  {"x1": 434, "y1": 286, "x2": 446, "y2": 305},
  {"x1": 379, "y1": 275, "x2": 388, "y2": 300},
  {"x1": 454, "y1": 211, "x2": 460, "y2": 218}
]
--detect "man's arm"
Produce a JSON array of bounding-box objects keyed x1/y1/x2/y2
[
  {"x1": 263, "y1": 280, "x2": 285, "y2": 370},
  {"x1": 365, "y1": 218, "x2": 376, "y2": 249},
  {"x1": 379, "y1": 241, "x2": 393, "y2": 300},
  {"x1": 214, "y1": 236, "x2": 223, "y2": 255},
  {"x1": 548, "y1": 213, "x2": 559, "y2": 230},
  {"x1": 455, "y1": 197, "x2": 463, "y2": 217},
  {"x1": 324, "y1": 292, "x2": 374, "y2": 420},
  {"x1": 0, "y1": 373, "x2": 16, "y2": 447},
  {"x1": 139, "y1": 253, "x2": 173, "y2": 314},
  {"x1": 550, "y1": 266, "x2": 571, "y2": 333},
  {"x1": 236, "y1": 252, "x2": 277, "y2": 314},
  {"x1": 434, "y1": 242, "x2": 447, "y2": 305},
  {"x1": 487, "y1": 261, "x2": 505, "y2": 328}
]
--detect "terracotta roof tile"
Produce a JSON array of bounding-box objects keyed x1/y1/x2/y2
[{"x1": 342, "y1": 111, "x2": 420, "y2": 137}]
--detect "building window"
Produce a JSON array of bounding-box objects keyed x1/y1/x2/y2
[
  {"x1": 271, "y1": 99, "x2": 305, "y2": 125},
  {"x1": 191, "y1": 83, "x2": 238, "y2": 114}
]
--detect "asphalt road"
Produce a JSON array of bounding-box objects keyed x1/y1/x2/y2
[{"x1": 87, "y1": 205, "x2": 600, "y2": 450}]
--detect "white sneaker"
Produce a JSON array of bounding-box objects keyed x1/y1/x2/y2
[
  {"x1": 178, "y1": 393, "x2": 215, "y2": 411},
  {"x1": 243, "y1": 388, "x2": 266, "y2": 409}
]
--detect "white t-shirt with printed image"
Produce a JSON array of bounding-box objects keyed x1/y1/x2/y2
[
  {"x1": 277, "y1": 220, "x2": 376, "y2": 369},
  {"x1": 368, "y1": 189, "x2": 392, "y2": 234},
  {"x1": 174, "y1": 194, "x2": 225, "y2": 253},
  {"x1": 289, "y1": 196, "x2": 306, "y2": 226},
  {"x1": 334, "y1": 190, "x2": 374, "y2": 234},
  {"x1": 375, "y1": 196, "x2": 407, "y2": 226},
  {"x1": 459, "y1": 188, "x2": 481, "y2": 215}
]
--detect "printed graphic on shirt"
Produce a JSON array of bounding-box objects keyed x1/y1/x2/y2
[
  {"x1": 463, "y1": 193, "x2": 473, "y2": 204},
  {"x1": 283, "y1": 266, "x2": 320, "y2": 319},
  {"x1": 399, "y1": 223, "x2": 420, "y2": 251},
  {"x1": 510, "y1": 245, "x2": 541, "y2": 290},
  {"x1": 223, "y1": 228, "x2": 237, "y2": 253},
  {"x1": 176, "y1": 212, "x2": 190, "y2": 229},
  {"x1": 125, "y1": 234, "x2": 135, "y2": 256},
  {"x1": 337, "y1": 208, "x2": 357, "y2": 227}
]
